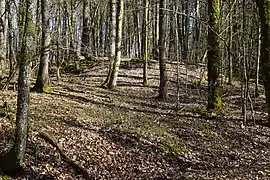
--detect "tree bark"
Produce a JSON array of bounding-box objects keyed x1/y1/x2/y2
[
  {"x1": 32, "y1": 0, "x2": 50, "y2": 92},
  {"x1": 0, "y1": 0, "x2": 7, "y2": 63},
  {"x1": 255, "y1": 0, "x2": 270, "y2": 121},
  {"x1": 81, "y1": 0, "x2": 90, "y2": 60},
  {"x1": 143, "y1": 0, "x2": 149, "y2": 86},
  {"x1": 158, "y1": 0, "x2": 168, "y2": 100},
  {"x1": 255, "y1": 26, "x2": 261, "y2": 97},
  {"x1": 181, "y1": 1, "x2": 189, "y2": 62},
  {"x1": 0, "y1": 0, "x2": 31, "y2": 172},
  {"x1": 106, "y1": 0, "x2": 124, "y2": 90},
  {"x1": 228, "y1": 0, "x2": 233, "y2": 85},
  {"x1": 103, "y1": 0, "x2": 117, "y2": 87},
  {"x1": 207, "y1": 0, "x2": 222, "y2": 111}
]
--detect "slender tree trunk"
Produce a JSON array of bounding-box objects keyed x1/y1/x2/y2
[
  {"x1": 181, "y1": 1, "x2": 189, "y2": 62},
  {"x1": 228, "y1": 0, "x2": 233, "y2": 85},
  {"x1": 32, "y1": 0, "x2": 50, "y2": 92},
  {"x1": 133, "y1": 1, "x2": 141, "y2": 58},
  {"x1": 35, "y1": 0, "x2": 41, "y2": 62},
  {"x1": 103, "y1": 0, "x2": 117, "y2": 87},
  {"x1": 193, "y1": 0, "x2": 200, "y2": 65},
  {"x1": 126, "y1": 14, "x2": 131, "y2": 58},
  {"x1": 0, "y1": 0, "x2": 31, "y2": 172},
  {"x1": 174, "y1": 5, "x2": 180, "y2": 109},
  {"x1": 7, "y1": 2, "x2": 15, "y2": 79},
  {"x1": 242, "y1": 0, "x2": 248, "y2": 125},
  {"x1": 69, "y1": 3, "x2": 78, "y2": 71},
  {"x1": 56, "y1": 40, "x2": 61, "y2": 81},
  {"x1": 158, "y1": 0, "x2": 168, "y2": 100},
  {"x1": 143, "y1": 0, "x2": 149, "y2": 86},
  {"x1": 56, "y1": 3, "x2": 61, "y2": 81},
  {"x1": 81, "y1": 0, "x2": 90, "y2": 60},
  {"x1": 99, "y1": 15, "x2": 104, "y2": 56},
  {"x1": 255, "y1": 26, "x2": 261, "y2": 97},
  {"x1": 152, "y1": 1, "x2": 159, "y2": 60},
  {"x1": 207, "y1": 0, "x2": 222, "y2": 111},
  {"x1": 0, "y1": 0, "x2": 7, "y2": 58}
]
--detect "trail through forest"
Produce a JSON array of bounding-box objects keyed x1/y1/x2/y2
[{"x1": 1, "y1": 61, "x2": 270, "y2": 179}]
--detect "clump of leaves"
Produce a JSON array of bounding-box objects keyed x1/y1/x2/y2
[
  {"x1": 160, "y1": 144, "x2": 188, "y2": 154},
  {"x1": 199, "y1": 107, "x2": 209, "y2": 116},
  {"x1": 42, "y1": 86, "x2": 53, "y2": 93},
  {"x1": 0, "y1": 102, "x2": 16, "y2": 124},
  {"x1": 199, "y1": 107, "x2": 226, "y2": 117},
  {"x1": 0, "y1": 107, "x2": 5, "y2": 116},
  {"x1": 202, "y1": 129, "x2": 216, "y2": 138},
  {"x1": 1, "y1": 175, "x2": 9, "y2": 180}
]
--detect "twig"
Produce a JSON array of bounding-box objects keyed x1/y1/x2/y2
[{"x1": 38, "y1": 131, "x2": 92, "y2": 180}]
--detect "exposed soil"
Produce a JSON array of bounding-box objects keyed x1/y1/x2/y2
[{"x1": 0, "y1": 60, "x2": 270, "y2": 179}]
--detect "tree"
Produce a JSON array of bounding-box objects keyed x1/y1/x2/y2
[
  {"x1": 32, "y1": 0, "x2": 50, "y2": 92},
  {"x1": 103, "y1": 0, "x2": 117, "y2": 87},
  {"x1": 227, "y1": 0, "x2": 233, "y2": 85},
  {"x1": 104, "y1": 0, "x2": 124, "y2": 90},
  {"x1": 158, "y1": 0, "x2": 168, "y2": 100},
  {"x1": 143, "y1": 0, "x2": 149, "y2": 86},
  {"x1": 0, "y1": 0, "x2": 31, "y2": 171},
  {"x1": 181, "y1": 1, "x2": 189, "y2": 62},
  {"x1": 207, "y1": 0, "x2": 222, "y2": 112},
  {"x1": 255, "y1": 0, "x2": 270, "y2": 121},
  {"x1": 0, "y1": 0, "x2": 7, "y2": 63},
  {"x1": 81, "y1": 0, "x2": 90, "y2": 60}
]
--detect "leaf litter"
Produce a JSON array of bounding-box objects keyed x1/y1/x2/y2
[{"x1": 0, "y1": 60, "x2": 270, "y2": 179}]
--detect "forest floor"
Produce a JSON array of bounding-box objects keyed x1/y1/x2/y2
[{"x1": 0, "y1": 60, "x2": 270, "y2": 179}]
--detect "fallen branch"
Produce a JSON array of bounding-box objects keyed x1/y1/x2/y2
[{"x1": 38, "y1": 131, "x2": 92, "y2": 180}]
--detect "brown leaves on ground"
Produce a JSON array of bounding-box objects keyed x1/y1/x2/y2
[{"x1": 0, "y1": 61, "x2": 270, "y2": 179}]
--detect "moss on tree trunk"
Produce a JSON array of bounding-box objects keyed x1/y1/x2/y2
[
  {"x1": 32, "y1": 0, "x2": 50, "y2": 93},
  {"x1": 207, "y1": 0, "x2": 222, "y2": 112}
]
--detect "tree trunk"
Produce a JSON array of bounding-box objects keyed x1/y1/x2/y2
[
  {"x1": 152, "y1": 0, "x2": 159, "y2": 60},
  {"x1": 7, "y1": 2, "x2": 16, "y2": 81},
  {"x1": 194, "y1": 0, "x2": 200, "y2": 65},
  {"x1": 255, "y1": 26, "x2": 261, "y2": 97},
  {"x1": 106, "y1": 0, "x2": 124, "y2": 90},
  {"x1": 181, "y1": 1, "x2": 189, "y2": 62},
  {"x1": 158, "y1": 0, "x2": 168, "y2": 100},
  {"x1": 133, "y1": 1, "x2": 141, "y2": 58},
  {"x1": 255, "y1": 0, "x2": 270, "y2": 121},
  {"x1": 174, "y1": 4, "x2": 180, "y2": 109},
  {"x1": 103, "y1": 0, "x2": 117, "y2": 87},
  {"x1": 143, "y1": 0, "x2": 149, "y2": 86},
  {"x1": 0, "y1": 0, "x2": 31, "y2": 172},
  {"x1": 0, "y1": 0, "x2": 7, "y2": 64},
  {"x1": 228, "y1": 0, "x2": 233, "y2": 85},
  {"x1": 207, "y1": 0, "x2": 222, "y2": 111},
  {"x1": 32, "y1": 0, "x2": 50, "y2": 92},
  {"x1": 81, "y1": 0, "x2": 90, "y2": 60},
  {"x1": 56, "y1": 4, "x2": 61, "y2": 81}
]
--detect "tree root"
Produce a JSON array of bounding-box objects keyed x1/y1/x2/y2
[{"x1": 38, "y1": 131, "x2": 92, "y2": 180}]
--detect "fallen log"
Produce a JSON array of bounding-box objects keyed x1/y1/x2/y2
[{"x1": 38, "y1": 131, "x2": 92, "y2": 180}]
